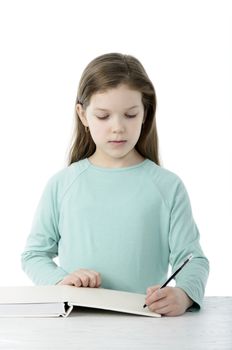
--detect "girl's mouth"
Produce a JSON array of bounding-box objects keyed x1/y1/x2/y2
[{"x1": 109, "y1": 140, "x2": 127, "y2": 143}]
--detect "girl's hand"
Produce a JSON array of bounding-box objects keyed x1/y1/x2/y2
[
  {"x1": 57, "y1": 269, "x2": 101, "y2": 288},
  {"x1": 145, "y1": 285, "x2": 193, "y2": 316}
]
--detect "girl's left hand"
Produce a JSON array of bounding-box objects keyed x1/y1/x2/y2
[{"x1": 145, "y1": 285, "x2": 193, "y2": 316}]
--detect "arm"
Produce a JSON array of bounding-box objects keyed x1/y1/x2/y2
[
  {"x1": 21, "y1": 177, "x2": 68, "y2": 285},
  {"x1": 145, "y1": 180, "x2": 209, "y2": 315},
  {"x1": 168, "y1": 181, "x2": 209, "y2": 309}
]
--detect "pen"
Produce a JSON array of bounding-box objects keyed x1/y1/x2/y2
[{"x1": 143, "y1": 254, "x2": 193, "y2": 308}]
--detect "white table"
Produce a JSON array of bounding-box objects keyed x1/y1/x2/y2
[{"x1": 0, "y1": 297, "x2": 231, "y2": 349}]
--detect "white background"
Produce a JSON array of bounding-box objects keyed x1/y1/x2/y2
[{"x1": 0, "y1": 0, "x2": 231, "y2": 295}]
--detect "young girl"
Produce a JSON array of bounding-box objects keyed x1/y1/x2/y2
[{"x1": 22, "y1": 53, "x2": 209, "y2": 316}]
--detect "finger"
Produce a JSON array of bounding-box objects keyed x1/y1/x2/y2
[
  {"x1": 151, "y1": 303, "x2": 171, "y2": 315},
  {"x1": 59, "y1": 275, "x2": 82, "y2": 287},
  {"x1": 146, "y1": 287, "x2": 165, "y2": 305},
  {"x1": 82, "y1": 270, "x2": 99, "y2": 288},
  {"x1": 73, "y1": 277, "x2": 82, "y2": 287},
  {"x1": 66, "y1": 274, "x2": 82, "y2": 287},
  {"x1": 77, "y1": 272, "x2": 90, "y2": 287},
  {"x1": 60, "y1": 269, "x2": 101, "y2": 288},
  {"x1": 92, "y1": 271, "x2": 101, "y2": 287},
  {"x1": 148, "y1": 295, "x2": 169, "y2": 311},
  {"x1": 81, "y1": 270, "x2": 101, "y2": 288},
  {"x1": 71, "y1": 270, "x2": 88, "y2": 287},
  {"x1": 146, "y1": 285, "x2": 161, "y2": 295}
]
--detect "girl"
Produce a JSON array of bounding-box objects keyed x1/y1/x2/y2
[{"x1": 22, "y1": 53, "x2": 209, "y2": 316}]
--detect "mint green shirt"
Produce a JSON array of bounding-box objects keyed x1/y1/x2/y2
[{"x1": 21, "y1": 159, "x2": 209, "y2": 308}]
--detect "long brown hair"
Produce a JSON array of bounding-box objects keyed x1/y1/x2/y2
[{"x1": 68, "y1": 53, "x2": 160, "y2": 165}]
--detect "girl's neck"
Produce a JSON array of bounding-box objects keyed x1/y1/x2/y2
[{"x1": 88, "y1": 150, "x2": 145, "y2": 169}]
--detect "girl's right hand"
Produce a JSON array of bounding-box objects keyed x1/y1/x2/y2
[{"x1": 57, "y1": 269, "x2": 101, "y2": 288}]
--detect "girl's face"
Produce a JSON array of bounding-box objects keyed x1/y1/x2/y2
[{"x1": 78, "y1": 84, "x2": 145, "y2": 168}]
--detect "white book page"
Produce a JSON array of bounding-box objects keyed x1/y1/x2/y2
[{"x1": 67, "y1": 287, "x2": 160, "y2": 318}]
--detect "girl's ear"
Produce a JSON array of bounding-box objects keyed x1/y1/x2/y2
[{"x1": 76, "y1": 104, "x2": 89, "y2": 127}]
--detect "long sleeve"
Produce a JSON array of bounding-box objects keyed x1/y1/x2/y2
[
  {"x1": 168, "y1": 181, "x2": 209, "y2": 309},
  {"x1": 21, "y1": 177, "x2": 68, "y2": 285}
]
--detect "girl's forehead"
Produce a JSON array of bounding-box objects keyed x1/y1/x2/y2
[{"x1": 89, "y1": 85, "x2": 143, "y2": 108}]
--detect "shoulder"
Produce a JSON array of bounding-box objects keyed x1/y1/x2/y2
[
  {"x1": 143, "y1": 159, "x2": 182, "y2": 187},
  {"x1": 143, "y1": 159, "x2": 188, "y2": 208},
  {"x1": 50, "y1": 158, "x2": 89, "y2": 183},
  {"x1": 43, "y1": 159, "x2": 90, "y2": 200}
]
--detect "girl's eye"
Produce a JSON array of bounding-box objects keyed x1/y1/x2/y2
[
  {"x1": 95, "y1": 114, "x2": 137, "y2": 120},
  {"x1": 125, "y1": 114, "x2": 137, "y2": 118},
  {"x1": 96, "y1": 115, "x2": 109, "y2": 120}
]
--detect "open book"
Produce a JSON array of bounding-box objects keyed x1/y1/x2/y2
[{"x1": 0, "y1": 286, "x2": 161, "y2": 318}]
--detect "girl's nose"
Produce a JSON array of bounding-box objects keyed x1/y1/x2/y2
[{"x1": 111, "y1": 116, "x2": 125, "y2": 133}]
